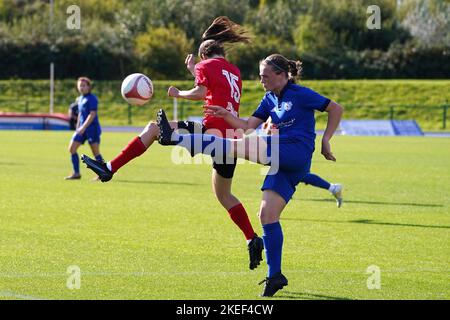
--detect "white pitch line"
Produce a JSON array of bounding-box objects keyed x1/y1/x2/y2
[{"x1": 0, "y1": 290, "x2": 48, "y2": 300}]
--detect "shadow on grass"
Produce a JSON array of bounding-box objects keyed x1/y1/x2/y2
[
  {"x1": 300, "y1": 198, "x2": 443, "y2": 208},
  {"x1": 0, "y1": 162, "x2": 23, "y2": 166},
  {"x1": 281, "y1": 217, "x2": 450, "y2": 229},
  {"x1": 274, "y1": 291, "x2": 352, "y2": 300},
  {"x1": 115, "y1": 179, "x2": 203, "y2": 186},
  {"x1": 350, "y1": 219, "x2": 450, "y2": 229}
]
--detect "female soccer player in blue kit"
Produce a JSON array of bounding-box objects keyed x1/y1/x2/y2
[
  {"x1": 157, "y1": 53, "x2": 343, "y2": 297},
  {"x1": 262, "y1": 118, "x2": 343, "y2": 207},
  {"x1": 65, "y1": 77, "x2": 103, "y2": 180}
]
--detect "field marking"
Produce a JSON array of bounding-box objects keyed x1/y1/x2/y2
[
  {"x1": 0, "y1": 290, "x2": 48, "y2": 300},
  {"x1": 0, "y1": 268, "x2": 448, "y2": 279}
]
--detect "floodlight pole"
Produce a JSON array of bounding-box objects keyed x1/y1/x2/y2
[
  {"x1": 50, "y1": 63, "x2": 54, "y2": 114},
  {"x1": 49, "y1": 0, "x2": 54, "y2": 114}
]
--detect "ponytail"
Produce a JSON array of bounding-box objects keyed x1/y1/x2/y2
[
  {"x1": 201, "y1": 16, "x2": 250, "y2": 44},
  {"x1": 199, "y1": 16, "x2": 250, "y2": 58},
  {"x1": 287, "y1": 60, "x2": 303, "y2": 81}
]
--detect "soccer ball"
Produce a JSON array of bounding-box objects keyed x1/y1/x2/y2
[{"x1": 121, "y1": 73, "x2": 153, "y2": 106}]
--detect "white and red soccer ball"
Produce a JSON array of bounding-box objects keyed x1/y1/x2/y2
[{"x1": 121, "y1": 73, "x2": 153, "y2": 106}]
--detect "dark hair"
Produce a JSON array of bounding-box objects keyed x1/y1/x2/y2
[
  {"x1": 198, "y1": 16, "x2": 250, "y2": 58},
  {"x1": 260, "y1": 54, "x2": 303, "y2": 83}
]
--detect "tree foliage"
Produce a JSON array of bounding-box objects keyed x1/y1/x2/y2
[
  {"x1": 0, "y1": 0, "x2": 448, "y2": 79},
  {"x1": 134, "y1": 25, "x2": 193, "y2": 80}
]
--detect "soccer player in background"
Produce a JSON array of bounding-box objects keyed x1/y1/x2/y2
[
  {"x1": 65, "y1": 77, "x2": 103, "y2": 180},
  {"x1": 156, "y1": 53, "x2": 344, "y2": 296},
  {"x1": 81, "y1": 17, "x2": 264, "y2": 270}
]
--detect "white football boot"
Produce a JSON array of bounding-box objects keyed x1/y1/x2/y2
[{"x1": 331, "y1": 184, "x2": 343, "y2": 208}]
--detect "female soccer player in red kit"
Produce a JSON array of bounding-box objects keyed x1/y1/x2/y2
[{"x1": 81, "y1": 17, "x2": 264, "y2": 270}]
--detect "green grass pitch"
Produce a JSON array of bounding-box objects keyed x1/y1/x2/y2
[{"x1": 0, "y1": 131, "x2": 449, "y2": 300}]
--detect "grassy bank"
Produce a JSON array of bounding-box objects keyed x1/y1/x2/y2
[{"x1": 0, "y1": 79, "x2": 449, "y2": 130}]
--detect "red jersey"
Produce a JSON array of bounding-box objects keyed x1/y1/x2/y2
[{"x1": 195, "y1": 57, "x2": 242, "y2": 136}]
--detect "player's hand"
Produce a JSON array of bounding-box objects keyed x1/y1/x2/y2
[
  {"x1": 185, "y1": 54, "x2": 195, "y2": 74},
  {"x1": 204, "y1": 105, "x2": 230, "y2": 118},
  {"x1": 167, "y1": 86, "x2": 180, "y2": 98},
  {"x1": 321, "y1": 138, "x2": 336, "y2": 161},
  {"x1": 76, "y1": 128, "x2": 85, "y2": 135},
  {"x1": 262, "y1": 118, "x2": 273, "y2": 135}
]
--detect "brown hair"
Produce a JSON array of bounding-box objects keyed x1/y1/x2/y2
[
  {"x1": 261, "y1": 54, "x2": 303, "y2": 83},
  {"x1": 77, "y1": 76, "x2": 92, "y2": 87},
  {"x1": 198, "y1": 16, "x2": 250, "y2": 58}
]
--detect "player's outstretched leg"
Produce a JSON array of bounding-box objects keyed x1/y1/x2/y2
[
  {"x1": 259, "y1": 273, "x2": 288, "y2": 297},
  {"x1": 157, "y1": 108, "x2": 231, "y2": 161},
  {"x1": 157, "y1": 108, "x2": 271, "y2": 165},
  {"x1": 248, "y1": 235, "x2": 264, "y2": 270},
  {"x1": 81, "y1": 154, "x2": 113, "y2": 182}
]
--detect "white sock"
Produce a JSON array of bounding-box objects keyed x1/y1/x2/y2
[
  {"x1": 106, "y1": 162, "x2": 112, "y2": 171},
  {"x1": 246, "y1": 239, "x2": 252, "y2": 245},
  {"x1": 328, "y1": 184, "x2": 336, "y2": 193}
]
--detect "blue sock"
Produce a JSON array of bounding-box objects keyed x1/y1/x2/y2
[
  {"x1": 177, "y1": 133, "x2": 231, "y2": 159},
  {"x1": 262, "y1": 221, "x2": 283, "y2": 278},
  {"x1": 71, "y1": 153, "x2": 80, "y2": 174},
  {"x1": 302, "y1": 173, "x2": 330, "y2": 190},
  {"x1": 95, "y1": 154, "x2": 104, "y2": 163}
]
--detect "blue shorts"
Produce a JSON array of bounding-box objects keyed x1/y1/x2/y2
[
  {"x1": 261, "y1": 137, "x2": 313, "y2": 204},
  {"x1": 71, "y1": 131, "x2": 101, "y2": 145}
]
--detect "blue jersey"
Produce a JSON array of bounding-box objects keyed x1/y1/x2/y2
[
  {"x1": 78, "y1": 93, "x2": 100, "y2": 131},
  {"x1": 252, "y1": 82, "x2": 330, "y2": 150}
]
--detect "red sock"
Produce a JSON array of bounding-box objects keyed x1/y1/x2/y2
[
  {"x1": 110, "y1": 136, "x2": 147, "y2": 173},
  {"x1": 228, "y1": 203, "x2": 256, "y2": 241}
]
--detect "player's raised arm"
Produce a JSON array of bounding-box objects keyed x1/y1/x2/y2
[{"x1": 185, "y1": 54, "x2": 196, "y2": 77}]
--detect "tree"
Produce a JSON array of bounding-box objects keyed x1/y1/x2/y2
[
  {"x1": 294, "y1": 0, "x2": 408, "y2": 53},
  {"x1": 134, "y1": 25, "x2": 193, "y2": 79},
  {"x1": 246, "y1": 0, "x2": 307, "y2": 41},
  {"x1": 400, "y1": 0, "x2": 450, "y2": 48},
  {"x1": 137, "y1": 0, "x2": 249, "y2": 45}
]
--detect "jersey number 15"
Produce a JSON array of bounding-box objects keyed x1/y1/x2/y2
[{"x1": 222, "y1": 70, "x2": 240, "y2": 104}]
